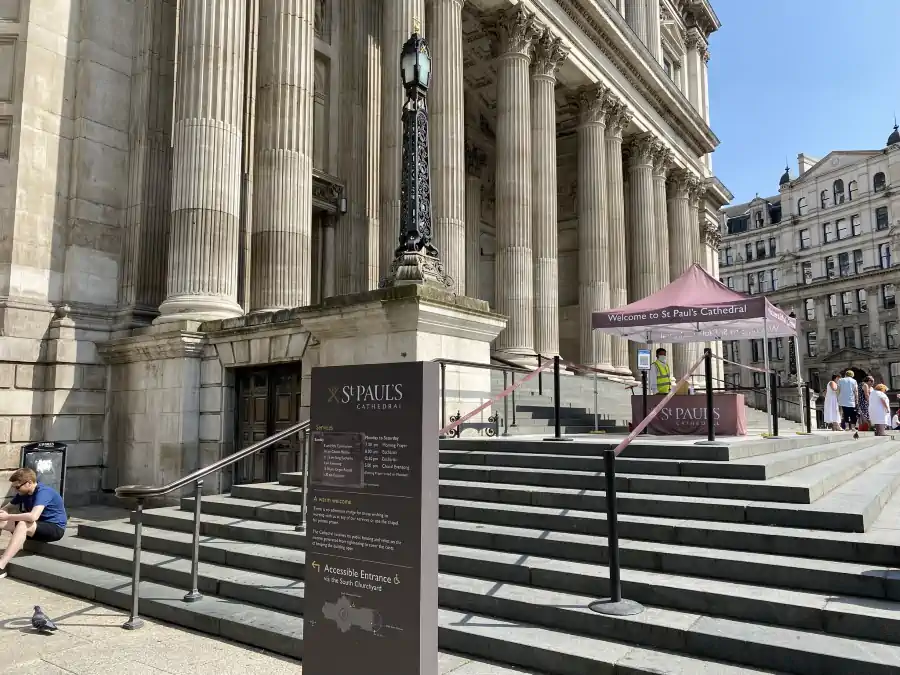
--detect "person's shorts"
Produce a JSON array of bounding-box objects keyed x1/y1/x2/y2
[
  {"x1": 841, "y1": 406, "x2": 858, "y2": 425},
  {"x1": 31, "y1": 522, "x2": 65, "y2": 543}
]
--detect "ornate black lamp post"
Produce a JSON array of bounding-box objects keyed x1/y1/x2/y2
[{"x1": 381, "y1": 25, "x2": 451, "y2": 289}]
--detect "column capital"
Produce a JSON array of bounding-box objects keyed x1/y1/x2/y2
[
  {"x1": 701, "y1": 47, "x2": 711, "y2": 63},
  {"x1": 488, "y1": 5, "x2": 540, "y2": 59},
  {"x1": 665, "y1": 168, "x2": 693, "y2": 197},
  {"x1": 687, "y1": 176, "x2": 706, "y2": 207},
  {"x1": 651, "y1": 143, "x2": 672, "y2": 179},
  {"x1": 465, "y1": 140, "x2": 488, "y2": 178},
  {"x1": 604, "y1": 99, "x2": 632, "y2": 140},
  {"x1": 531, "y1": 29, "x2": 569, "y2": 79},
  {"x1": 624, "y1": 133, "x2": 657, "y2": 167},
  {"x1": 569, "y1": 85, "x2": 612, "y2": 127},
  {"x1": 702, "y1": 220, "x2": 722, "y2": 250},
  {"x1": 683, "y1": 26, "x2": 705, "y2": 52}
]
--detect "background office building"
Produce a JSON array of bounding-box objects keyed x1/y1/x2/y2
[{"x1": 718, "y1": 128, "x2": 900, "y2": 399}]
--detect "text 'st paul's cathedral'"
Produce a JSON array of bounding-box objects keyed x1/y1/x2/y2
[{"x1": 0, "y1": 0, "x2": 726, "y2": 501}]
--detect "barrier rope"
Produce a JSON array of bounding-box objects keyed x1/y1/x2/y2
[
  {"x1": 437, "y1": 359, "x2": 555, "y2": 437},
  {"x1": 710, "y1": 353, "x2": 772, "y2": 374}
]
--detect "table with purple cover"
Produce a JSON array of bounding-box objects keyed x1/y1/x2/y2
[{"x1": 631, "y1": 393, "x2": 748, "y2": 436}]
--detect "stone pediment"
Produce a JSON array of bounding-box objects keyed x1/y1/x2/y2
[
  {"x1": 794, "y1": 151, "x2": 881, "y2": 184},
  {"x1": 821, "y1": 346, "x2": 873, "y2": 364}
]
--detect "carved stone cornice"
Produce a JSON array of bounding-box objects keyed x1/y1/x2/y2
[
  {"x1": 487, "y1": 5, "x2": 540, "y2": 59},
  {"x1": 604, "y1": 99, "x2": 632, "y2": 140},
  {"x1": 625, "y1": 134, "x2": 657, "y2": 167},
  {"x1": 98, "y1": 329, "x2": 207, "y2": 364},
  {"x1": 531, "y1": 29, "x2": 569, "y2": 79},
  {"x1": 652, "y1": 144, "x2": 672, "y2": 179},
  {"x1": 465, "y1": 141, "x2": 487, "y2": 179},
  {"x1": 569, "y1": 84, "x2": 612, "y2": 127}
]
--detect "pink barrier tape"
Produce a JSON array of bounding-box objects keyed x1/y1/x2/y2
[
  {"x1": 438, "y1": 360, "x2": 555, "y2": 436},
  {"x1": 712, "y1": 353, "x2": 772, "y2": 374},
  {"x1": 559, "y1": 360, "x2": 636, "y2": 389},
  {"x1": 612, "y1": 354, "x2": 707, "y2": 457}
]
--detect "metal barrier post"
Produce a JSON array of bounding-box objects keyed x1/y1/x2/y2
[
  {"x1": 588, "y1": 450, "x2": 643, "y2": 616},
  {"x1": 439, "y1": 362, "x2": 447, "y2": 438},
  {"x1": 704, "y1": 348, "x2": 715, "y2": 443},
  {"x1": 593, "y1": 365, "x2": 599, "y2": 432},
  {"x1": 297, "y1": 429, "x2": 308, "y2": 532},
  {"x1": 183, "y1": 480, "x2": 204, "y2": 602},
  {"x1": 537, "y1": 354, "x2": 543, "y2": 396},
  {"x1": 640, "y1": 371, "x2": 648, "y2": 436},
  {"x1": 502, "y1": 371, "x2": 510, "y2": 436},
  {"x1": 510, "y1": 372, "x2": 517, "y2": 427},
  {"x1": 770, "y1": 371, "x2": 780, "y2": 437},
  {"x1": 803, "y1": 382, "x2": 812, "y2": 433},
  {"x1": 546, "y1": 355, "x2": 572, "y2": 441}
]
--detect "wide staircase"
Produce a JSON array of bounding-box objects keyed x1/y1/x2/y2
[
  {"x1": 488, "y1": 366, "x2": 806, "y2": 436},
  {"x1": 12, "y1": 431, "x2": 900, "y2": 673}
]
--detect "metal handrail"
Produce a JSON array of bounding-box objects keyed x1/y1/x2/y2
[
  {"x1": 115, "y1": 418, "x2": 311, "y2": 632},
  {"x1": 115, "y1": 419, "x2": 310, "y2": 499}
]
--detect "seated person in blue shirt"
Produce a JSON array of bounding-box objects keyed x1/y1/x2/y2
[{"x1": 0, "y1": 468, "x2": 67, "y2": 578}]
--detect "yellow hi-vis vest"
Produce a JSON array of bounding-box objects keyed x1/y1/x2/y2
[{"x1": 653, "y1": 360, "x2": 672, "y2": 394}]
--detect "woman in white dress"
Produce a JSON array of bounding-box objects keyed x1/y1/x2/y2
[
  {"x1": 868, "y1": 383, "x2": 892, "y2": 436},
  {"x1": 824, "y1": 373, "x2": 841, "y2": 431}
]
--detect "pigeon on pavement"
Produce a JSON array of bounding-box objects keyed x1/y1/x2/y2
[{"x1": 31, "y1": 606, "x2": 58, "y2": 632}]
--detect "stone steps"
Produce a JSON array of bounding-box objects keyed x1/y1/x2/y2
[{"x1": 13, "y1": 432, "x2": 900, "y2": 673}]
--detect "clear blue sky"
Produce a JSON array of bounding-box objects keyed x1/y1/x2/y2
[{"x1": 707, "y1": 0, "x2": 900, "y2": 204}]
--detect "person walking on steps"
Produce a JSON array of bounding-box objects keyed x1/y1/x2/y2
[
  {"x1": 858, "y1": 375, "x2": 874, "y2": 431},
  {"x1": 869, "y1": 383, "x2": 892, "y2": 436},
  {"x1": 837, "y1": 370, "x2": 859, "y2": 431},
  {"x1": 650, "y1": 348, "x2": 674, "y2": 395},
  {"x1": 824, "y1": 373, "x2": 841, "y2": 431}
]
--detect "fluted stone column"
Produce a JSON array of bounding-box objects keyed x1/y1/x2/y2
[
  {"x1": 605, "y1": 101, "x2": 632, "y2": 374},
  {"x1": 157, "y1": 0, "x2": 247, "y2": 323},
  {"x1": 572, "y1": 85, "x2": 612, "y2": 368},
  {"x1": 490, "y1": 6, "x2": 539, "y2": 360},
  {"x1": 430, "y1": 0, "x2": 466, "y2": 295},
  {"x1": 465, "y1": 142, "x2": 487, "y2": 298},
  {"x1": 250, "y1": 0, "x2": 315, "y2": 312},
  {"x1": 652, "y1": 145, "x2": 671, "y2": 292},
  {"x1": 646, "y1": 0, "x2": 661, "y2": 61},
  {"x1": 690, "y1": 183, "x2": 706, "y2": 266},
  {"x1": 531, "y1": 30, "x2": 568, "y2": 359},
  {"x1": 380, "y1": 1, "x2": 425, "y2": 280},
  {"x1": 624, "y1": 0, "x2": 648, "y2": 44},
  {"x1": 685, "y1": 28, "x2": 704, "y2": 115},
  {"x1": 666, "y1": 169, "x2": 695, "y2": 378},
  {"x1": 625, "y1": 136, "x2": 657, "y2": 303}
]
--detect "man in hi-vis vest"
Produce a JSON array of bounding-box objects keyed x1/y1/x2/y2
[{"x1": 650, "y1": 347, "x2": 674, "y2": 394}]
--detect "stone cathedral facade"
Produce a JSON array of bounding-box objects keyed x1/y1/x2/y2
[{"x1": 0, "y1": 0, "x2": 728, "y2": 502}]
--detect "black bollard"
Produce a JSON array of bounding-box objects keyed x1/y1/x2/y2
[{"x1": 770, "y1": 371, "x2": 780, "y2": 437}]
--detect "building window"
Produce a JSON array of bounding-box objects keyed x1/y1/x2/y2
[
  {"x1": 874, "y1": 172, "x2": 886, "y2": 192},
  {"x1": 804, "y1": 298, "x2": 815, "y2": 320},
  {"x1": 724, "y1": 247, "x2": 733, "y2": 265},
  {"x1": 726, "y1": 276, "x2": 734, "y2": 289},
  {"x1": 751, "y1": 340, "x2": 762, "y2": 362},
  {"x1": 773, "y1": 338, "x2": 784, "y2": 360},
  {"x1": 770, "y1": 269, "x2": 779, "y2": 291},
  {"x1": 861, "y1": 324, "x2": 870, "y2": 349},
  {"x1": 757, "y1": 270, "x2": 767, "y2": 293},
  {"x1": 876, "y1": 206, "x2": 889, "y2": 231},
  {"x1": 891, "y1": 362, "x2": 900, "y2": 390},
  {"x1": 755, "y1": 211, "x2": 764, "y2": 229},
  {"x1": 838, "y1": 251, "x2": 851, "y2": 277},
  {"x1": 825, "y1": 255, "x2": 836, "y2": 278},
  {"x1": 753, "y1": 372, "x2": 764, "y2": 388},
  {"x1": 807, "y1": 331, "x2": 818, "y2": 357},
  {"x1": 880, "y1": 243, "x2": 892, "y2": 269},
  {"x1": 745, "y1": 243, "x2": 753, "y2": 261},
  {"x1": 820, "y1": 190, "x2": 829, "y2": 209},
  {"x1": 756, "y1": 240, "x2": 766, "y2": 259},
  {"x1": 768, "y1": 237, "x2": 777, "y2": 257},
  {"x1": 836, "y1": 218, "x2": 847, "y2": 239},
  {"x1": 833, "y1": 179, "x2": 845, "y2": 205},
  {"x1": 851, "y1": 214, "x2": 861, "y2": 236},
  {"x1": 830, "y1": 329, "x2": 841, "y2": 351},
  {"x1": 798, "y1": 197, "x2": 807, "y2": 216},
  {"x1": 844, "y1": 327, "x2": 856, "y2": 348},
  {"x1": 747, "y1": 273, "x2": 756, "y2": 294},
  {"x1": 885, "y1": 283, "x2": 896, "y2": 309},
  {"x1": 801, "y1": 261, "x2": 812, "y2": 284},
  {"x1": 886, "y1": 322, "x2": 898, "y2": 349},
  {"x1": 828, "y1": 293, "x2": 838, "y2": 317},
  {"x1": 848, "y1": 180, "x2": 858, "y2": 200},
  {"x1": 798, "y1": 229, "x2": 810, "y2": 249},
  {"x1": 664, "y1": 57, "x2": 673, "y2": 78},
  {"x1": 823, "y1": 222, "x2": 834, "y2": 243},
  {"x1": 857, "y1": 288, "x2": 867, "y2": 312},
  {"x1": 853, "y1": 248, "x2": 864, "y2": 274},
  {"x1": 841, "y1": 291, "x2": 853, "y2": 315}
]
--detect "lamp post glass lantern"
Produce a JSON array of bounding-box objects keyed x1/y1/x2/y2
[{"x1": 381, "y1": 28, "x2": 451, "y2": 289}]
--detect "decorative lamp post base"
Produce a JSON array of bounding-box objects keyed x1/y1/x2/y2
[{"x1": 381, "y1": 249, "x2": 453, "y2": 290}]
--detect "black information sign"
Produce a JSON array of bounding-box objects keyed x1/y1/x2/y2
[
  {"x1": 303, "y1": 362, "x2": 439, "y2": 675},
  {"x1": 20, "y1": 442, "x2": 68, "y2": 497}
]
